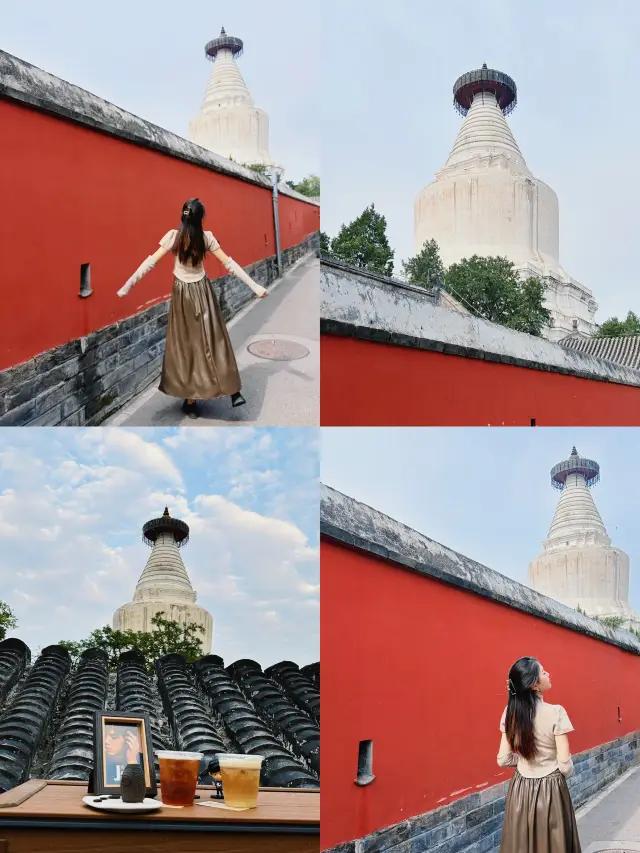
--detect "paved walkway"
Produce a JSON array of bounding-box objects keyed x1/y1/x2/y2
[
  {"x1": 578, "y1": 767, "x2": 640, "y2": 851},
  {"x1": 107, "y1": 253, "x2": 319, "y2": 427}
]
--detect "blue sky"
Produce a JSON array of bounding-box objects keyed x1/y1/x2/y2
[
  {"x1": 0, "y1": 427, "x2": 319, "y2": 666},
  {"x1": 322, "y1": 428, "x2": 640, "y2": 613},
  {"x1": 321, "y1": 0, "x2": 640, "y2": 321},
  {"x1": 1, "y1": 0, "x2": 318, "y2": 182}
]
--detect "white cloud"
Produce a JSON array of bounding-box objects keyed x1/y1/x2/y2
[{"x1": 0, "y1": 428, "x2": 319, "y2": 666}]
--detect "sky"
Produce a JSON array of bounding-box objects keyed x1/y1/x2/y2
[
  {"x1": 0, "y1": 427, "x2": 319, "y2": 667},
  {"x1": 1, "y1": 0, "x2": 318, "y2": 181},
  {"x1": 321, "y1": 0, "x2": 640, "y2": 322},
  {"x1": 322, "y1": 427, "x2": 640, "y2": 613}
]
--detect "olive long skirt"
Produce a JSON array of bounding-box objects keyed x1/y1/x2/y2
[
  {"x1": 158, "y1": 276, "x2": 241, "y2": 400},
  {"x1": 500, "y1": 770, "x2": 581, "y2": 853}
]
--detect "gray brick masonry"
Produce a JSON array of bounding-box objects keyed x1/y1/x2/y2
[
  {"x1": 0, "y1": 236, "x2": 317, "y2": 427},
  {"x1": 324, "y1": 732, "x2": 640, "y2": 853},
  {"x1": 320, "y1": 259, "x2": 640, "y2": 388}
]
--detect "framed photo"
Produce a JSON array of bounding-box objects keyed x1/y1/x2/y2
[{"x1": 93, "y1": 711, "x2": 157, "y2": 797}]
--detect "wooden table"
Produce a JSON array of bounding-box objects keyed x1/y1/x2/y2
[{"x1": 0, "y1": 780, "x2": 320, "y2": 852}]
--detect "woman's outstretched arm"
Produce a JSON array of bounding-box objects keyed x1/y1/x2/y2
[
  {"x1": 497, "y1": 733, "x2": 519, "y2": 768},
  {"x1": 555, "y1": 734, "x2": 574, "y2": 777},
  {"x1": 117, "y1": 246, "x2": 170, "y2": 297},
  {"x1": 212, "y1": 246, "x2": 268, "y2": 298}
]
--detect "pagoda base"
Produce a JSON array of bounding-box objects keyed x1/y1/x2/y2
[{"x1": 112, "y1": 601, "x2": 213, "y2": 655}]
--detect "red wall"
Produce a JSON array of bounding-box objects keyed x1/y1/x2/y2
[
  {"x1": 278, "y1": 192, "x2": 319, "y2": 251},
  {"x1": 321, "y1": 537, "x2": 640, "y2": 850},
  {"x1": 320, "y1": 337, "x2": 640, "y2": 426},
  {"x1": 0, "y1": 100, "x2": 319, "y2": 371}
]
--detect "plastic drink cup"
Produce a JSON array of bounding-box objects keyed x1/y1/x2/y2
[
  {"x1": 217, "y1": 754, "x2": 264, "y2": 809},
  {"x1": 157, "y1": 751, "x2": 203, "y2": 806}
]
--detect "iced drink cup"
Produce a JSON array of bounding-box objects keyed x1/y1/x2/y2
[
  {"x1": 218, "y1": 753, "x2": 264, "y2": 809},
  {"x1": 157, "y1": 750, "x2": 203, "y2": 806}
]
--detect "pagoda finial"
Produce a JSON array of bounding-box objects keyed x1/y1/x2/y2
[
  {"x1": 143, "y1": 508, "x2": 189, "y2": 548},
  {"x1": 482, "y1": 62, "x2": 488, "y2": 69},
  {"x1": 453, "y1": 63, "x2": 518, "y2": 117},
  {"x1": 205, "y1": 27, "x2": 244, "y2": 61},
  {"x1": 550, "y1": 448, "x2": 600, "y2": 491}
]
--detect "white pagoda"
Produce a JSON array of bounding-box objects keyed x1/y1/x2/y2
[
  {"x1": 189, "y1": 26, "x2": 274, "y2": 168},
  {"x1": 414, "y1": 65, "x2": 598, "y2": 341},
  {"x1": 112, "y1": 508, "x2": 213, "y2": 653},
  {"x1": 528, "y1": 448, "x2": 638, "y2": 628}
]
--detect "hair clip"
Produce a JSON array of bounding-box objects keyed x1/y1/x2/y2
[{"x1": 507, "y1": 678, "x2": 516, "y2": 696}]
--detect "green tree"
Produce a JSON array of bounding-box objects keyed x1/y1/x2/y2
[
  {"x1": 402, "y1": 239, "x2": 445, "y2": 289},
  {"x1": 320, "y1": 231, "x2": 332, "y2": 255},
  {"x1": 59, "y1": 613, "x2": 205, "y2": 672},
  {"x1": 596, "y1": 311, "x2": 640, "y2": 338},
  {"x1": 0, "y1": 602, "x2": 17, "y2": 642},
  {"x1": 444, "y1": 255, "x2": 551, "y2": 336},
  {"x1": 330, "y1": 204, "x2": 394, "y2": 276},
  {"x1": 286, "y1": 175, "x2": 320, "y2": 197}
]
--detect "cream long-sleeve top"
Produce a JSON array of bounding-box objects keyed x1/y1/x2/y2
[
  {"x1": 498, "y1": 699, "x2": 574, "y2": 778},
  {"x1": 160, "y1": 230, "x2": 220, "y2": 283}
]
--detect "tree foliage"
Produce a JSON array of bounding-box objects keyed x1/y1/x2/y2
[
  {"x1": 402, "y1": 239, "x2": 445, "y2": 288},
  {"x1": 243, "y1": 163, "x2": 270, "y2": 176},
  {"x1": 319, "y1": 231, "x2": 332, "y2": 255},
  {"x1": 596, "y1": 311, "x2": 640, "y2": 338},
  {"x1": 329, "y1": 204, "x2": 394, "y2": 276},
  {"x1": 595, "y1": 615, "x2": 625, "y2": 630},
  {"x1": 286, "y1": 174, "x2": 320, "y2": 197},
  {"x1": 0, "y1": 602, "x2": 17, "y2": 642},
  {"x1": 59, "y1": 613, "x2": 205, "y2": 672},
  {"x1": 444, "y1": 255, "x2": 551, "y2": 336}
]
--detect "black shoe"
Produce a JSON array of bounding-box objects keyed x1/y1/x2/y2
[
  {"x1": 182, "y1": 400, "x2": 199, "y2": 419},
  {"x1": 231, "y1": 393, "x2": 246, "y2": 408}
]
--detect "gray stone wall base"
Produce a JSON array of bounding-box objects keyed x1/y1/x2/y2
[
  {"x1": 0, "y1": 234, "x2": 317, "y2": 427},
  {"x1": 324, "y1": 731, "x2": 640, "y2": 853}
]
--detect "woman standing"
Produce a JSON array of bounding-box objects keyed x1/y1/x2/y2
[
  {"x1": 117, "y1": 198, "x2": 267, "y2": 419},
  {"x1": 497, "y1": 656, "x2": 581, "y2": 853}
]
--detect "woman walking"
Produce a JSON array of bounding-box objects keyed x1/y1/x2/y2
[
  {"x1": 117, "y1": 198, "x2": 267, "y2": 419},
  {"x1": 497, "y1": 656, "x2": 581, "y2": 853}
]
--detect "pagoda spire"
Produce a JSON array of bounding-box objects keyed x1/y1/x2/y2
[
  {"x1": 112, "y1": 508, "x2": 213, "y2": 653},
  {"x1": 544, "y1": 448, "x2": 609, "y2": 551},
  {"x1": 200, "y1": 26, "x2": 252, "y2": 111},
  {"x1": 188, "y1": 25, "x2": 274, "y2": 167},
  {"x1": 133, "y1": 508, "x2": 196, "y2": 604},
  {"x1": 528, "y1": 448, "x2": 638, "y2": 626}
]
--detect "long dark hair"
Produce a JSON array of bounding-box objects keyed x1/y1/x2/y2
[
  {"x1": 172, "y1": 198, "x2": 208, "y2": 266},
  {"x1": 505, "y1": 656, "x2": 541, "y2": 760}
]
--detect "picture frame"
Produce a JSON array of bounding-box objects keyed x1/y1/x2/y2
[{"x1": 92, "y1": 711, "x2": 157, "y2": 798}]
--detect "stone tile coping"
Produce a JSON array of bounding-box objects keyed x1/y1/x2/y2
[{"x1": 319, "y1": 260, "x2": 640, "y2": 387}]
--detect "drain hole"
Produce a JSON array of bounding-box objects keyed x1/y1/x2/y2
[
  {"x1": 79, "y1": 263, "x2": 93, "y2": 298},
  {"x1": 355, "y1": 740, "x2": 375, "y2": 787}
]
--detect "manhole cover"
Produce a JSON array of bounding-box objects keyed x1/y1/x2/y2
[{"x1": 248, "y1": 340, "x2": 310, "y2": 361}]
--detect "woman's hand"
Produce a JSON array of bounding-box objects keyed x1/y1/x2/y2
[
  {"x1": 125, "y1": 731, "x2": 141, "y2": 763},
  {"x1": 117, "y1": 283, "x2": 133, "y2": 298}
]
